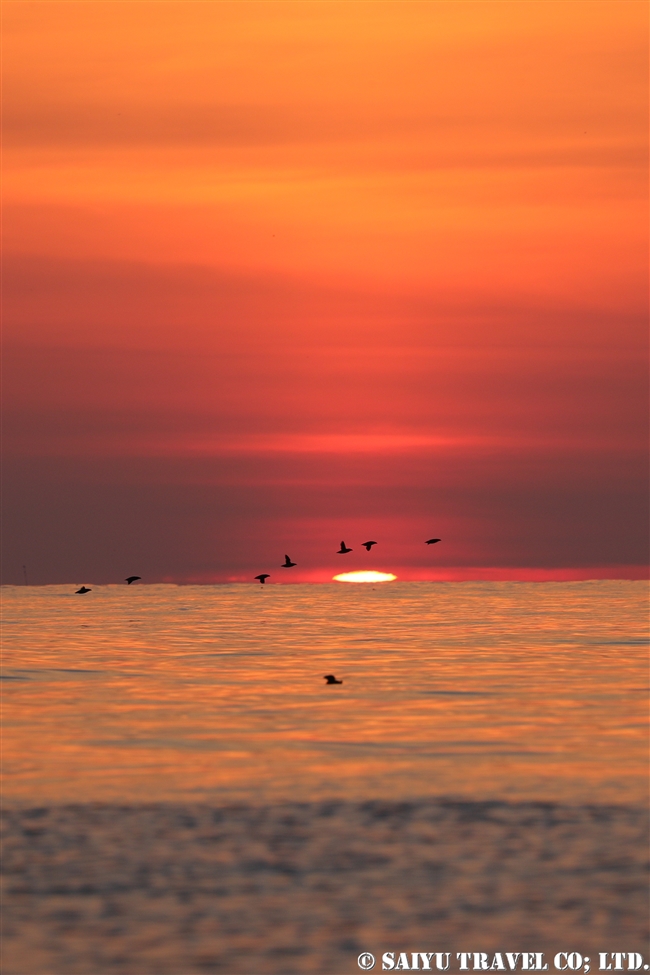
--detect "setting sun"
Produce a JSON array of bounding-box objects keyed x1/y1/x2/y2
[{"x1": 333, "y1": 571, "x2": 397, "y2": 583}]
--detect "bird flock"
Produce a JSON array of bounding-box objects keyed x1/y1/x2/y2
[
  {"x1": 254, "y1": 537, "x2": 441, "y2": 583},
  {"x1": 74, "y1": 540, "x2": 442, "y2": 593},
  {"x1": 73, "y1": 543, "x2": 442, "y2": 687}
]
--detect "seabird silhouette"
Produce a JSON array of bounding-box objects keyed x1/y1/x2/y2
[
  {"x1": 282, "y1": 555, "x2": 296, "y2": 568},
  {"x1": 425, "y1": 538, "x2": 441, "y2": 545},
  {"x1": 125, "y1": 576, "x2": 141, "y2": 584},
  {"x1": 337, "y1": 541, "x2": 352, "y2": 554},
  {"x1": 324, "y1": 674, "x2": 342, "y2": 684},
  {"x1": 361, "y1": 541, "x2": 377, "y2": 551},
  {"x1": 75, "y1": 586, "x2": 91, "y2": 594},
  {"x1": 255, "y1": 574, "x2": 270, "y2": 584}
]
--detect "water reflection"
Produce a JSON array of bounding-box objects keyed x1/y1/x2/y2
[{"x1": 2, "y1": 581, "x2": 648, "y2": 805}]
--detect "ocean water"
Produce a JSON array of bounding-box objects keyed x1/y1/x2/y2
[{"x1": 3, "y1": 580, "x2": 648, "y2": 806}]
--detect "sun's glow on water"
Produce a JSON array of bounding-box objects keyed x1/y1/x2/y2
[{"x1": 333, "y1": 571, "x2": 397, "y2": 583}]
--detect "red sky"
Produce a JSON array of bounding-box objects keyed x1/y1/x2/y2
[{"x1": 3, "y1": 0, "x2": 648, "y2": 583}]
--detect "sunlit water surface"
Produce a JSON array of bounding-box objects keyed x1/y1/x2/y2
[{"x1": 2, "y1": 581, "x2": 648, "y2": 805}]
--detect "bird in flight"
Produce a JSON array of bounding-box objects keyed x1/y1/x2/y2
[
  {"x1": 125, "y1": 576, "x2": 141, "y2": 585},
  {"x1": 282, "y1": 555, "x2": 296, "y2": 568},
  {"x1": 361, "y1": 541, "x2": 377, "y2": 551},
  {"x1": 75, "y1": 586, "x2": 91, "y2": 594},
  {"x1": 255, "y1": 574, "x2": 270, "y2": 584},
  {"x1": 323, "y1": 674, "x2": 342, "y2": 684},
  {"x1": 338, "y1": 541, "x2": 352, "y2": 554},
  {"x1": 425, "y1": 538, "x2": 441, "y2": 545}
]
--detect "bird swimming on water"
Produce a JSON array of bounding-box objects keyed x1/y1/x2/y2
[
  {"x1": 282, "y1": 555, "x2": 296, "y2": 568},
  {"x1": 125, "y1": 576, "x2": 141, "y2": 584},
  {"x1": 337, "y1": 541, "x2": 352, "y2": 554},
  {"x1": 361, "y1": 541, "x2": 377, "y2": 551},
  {"x1": 75, "y1": 586, "x2": 91, "y2": 594},
  {"x1": 324, "y1": 674, "x2": 342, "y2": 684},
  {"x1": 255, "y1": 574, "x2": 270, "y2": 584},
  {"x1": 425, "y1": 538, "x2": 441, "y2": 545}
]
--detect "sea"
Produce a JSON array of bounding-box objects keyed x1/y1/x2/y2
[
  {"x1": 3, "y1": 580, "x2": 648, "y2": 806},
  {"x1": 2, "y1": 581, "x2": 648, "y2": 973}
]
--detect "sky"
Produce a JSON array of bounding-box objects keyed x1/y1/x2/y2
[{"x1": 3, "y1": 0, "x2": 648, "y2": 584}]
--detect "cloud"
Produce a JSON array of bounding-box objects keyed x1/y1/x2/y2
[
  {"x1": 4, "y1": 254, "x2": 646, "y2": 351},
  {"x1": 3, "y1": 452, "x2": 648, "y2": 584},
  {"x1": 2, "y1": 3, "x2": 647, "y2": 583}
]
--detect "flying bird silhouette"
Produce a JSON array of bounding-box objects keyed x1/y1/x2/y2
[
  {"x1": 361, "y1": 541, "x2": 377, "y2": 551},
  {"x1": 425, "y1": 538, "x2": 441, "y2": 545},
  {"x1": 282, "y1": 555, "x2": 296, "y2": 568},
  {"x1": 75, "y1": 586, "x2": 91, "y2": 594},
  {"x1": 255, "y1": 574, "x2": 270, "y2": 584},
  {"x1": 337, "y1": 541, "x2": 352, "y2": 554},
  {"x1": 323, "y1": 674, "x2": 342, "y2": 684},
  {"x1": 125, "y1": 576, "x2": 141, "y2": 584}
]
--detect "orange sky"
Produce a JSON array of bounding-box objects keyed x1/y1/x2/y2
[{"x1": 3, "y1": 0, "x2": 648, "y2": 583}]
